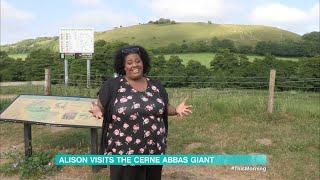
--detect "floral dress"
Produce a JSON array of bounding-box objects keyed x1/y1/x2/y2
[{"x1": 104, "y1": 77, "x2": 167, "y2": 155}]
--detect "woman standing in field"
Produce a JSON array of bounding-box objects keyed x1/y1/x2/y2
[{"x1": 90, "y1": 45, "x2": 192, "y2": 180}]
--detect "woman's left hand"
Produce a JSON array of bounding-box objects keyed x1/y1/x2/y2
[{"x1": 176, "y1": 98, "x2": 192, "y2": 117}]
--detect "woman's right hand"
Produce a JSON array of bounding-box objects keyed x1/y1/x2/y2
[{"x1": 89, "y1": 102, "x2": 103, "y2": 119}]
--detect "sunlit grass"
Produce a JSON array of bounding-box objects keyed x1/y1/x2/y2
[{"x1": 0, "y1": 87, "x2": 319, "y2": 179}]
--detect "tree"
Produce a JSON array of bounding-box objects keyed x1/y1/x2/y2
[
  {"x1": 210, "y1": 38, "x2": 236, "y2": 52},
  {"x1": 210, "y1": 49, "x2": 244, "y2": 75},
  {"x1": 297, "y1": 56, "x2": 320, "y2": 78},
  {"x1": 189, "y1": 40, "x2": 209, "y2": 52},
  {"x1": 0, "y1": 51, "x2": 24, "y2": 81},
  {"x1": 219, "y1": 39, "x2": 236, "y2": 52},
  {"x1": 24, "y1": 49, "x2": 60, "y2": 81},
  {"x1": 1, "y1": 59, "x2": 26, "y2": 81},
  {"x1": 243, "y1": 54, "x2": 298, "y2": 78},
  {"x1": 238, "y1": 45, "x2": 253, "y2": 54},
  {"x1": 167, "y1": 43, "x2": 181, "y2": 53},
  {"x1": 185, "y1": 60, "x2": 210, "y2": 87},
  {"x1": 165, "y1": 56, "x2": 186, "y2": 87},
  {"x1": 149, "y1": 55, "x2": 167, "y2": 77},
  {"x1": 210, "y1": 37, "x2": 220, "y2": 52},
  {"x1": 302, "y1": 31, "x2": 320, "y2": 56},
  {"x1": 92, "y1": 41, "x2": 129, "y2": 78}
]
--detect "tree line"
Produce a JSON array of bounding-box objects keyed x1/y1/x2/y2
[
  {"x1": 0, "y1": 40, "x2": 319, "y2": 91},
  {"x1": 152, "y1": 31, "x2": 320, "y2": 57}
]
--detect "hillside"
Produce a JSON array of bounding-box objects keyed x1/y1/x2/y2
[{"x1": 1, "y1": 22, "x2": 301, "y2": 54}]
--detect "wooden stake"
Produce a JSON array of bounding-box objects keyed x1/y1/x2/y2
[
  {"x1": 24, "y1": 123, "x2": 32, "y2": 158},
  {"x1": 268, "y1": 69, "x2": 276, "y2": 114},
  {"x1": 45, "y1": 68, "x2": 51, "y2": 95}
]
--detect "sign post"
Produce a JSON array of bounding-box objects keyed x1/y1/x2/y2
[
  {"x1": 64, "y1": 58, "x2": 69, "y2": 86},
  {"x1": 87, "y1": 59, "x2": 91, "y2": 88},
  {"x1": 59, "y1": 28, "x2": 94, "y2": 87}
]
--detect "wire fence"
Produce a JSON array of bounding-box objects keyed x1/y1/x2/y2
[
  {"x1": 1, "y1": 74, "x2": 320, "y2": 92},
  {"x1": 49, "y1": 73, "x2": 320, "y2": 92},
  {"x1": 1, "y1": 72, "x2": 319, "y2": 118},
  {"x1": 1, "y1": 73, "x2": 319, "y2": 98}
]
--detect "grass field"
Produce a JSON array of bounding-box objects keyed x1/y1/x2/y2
[
  {"x1": 1, "y1": 22, "x2": 301, "y2": 54},
  {"x1": 162, "y1": 53, "x2": 300, "y2": 67},
  {"x1": 0, "y1": 84, "x2": 319, "y2": 179},
  {"x1": 7, "y1": 53, "x2": 28, "y2": 60},
  {"x1": 95, "y1": 23, "x2": 301, "y2": 48}
]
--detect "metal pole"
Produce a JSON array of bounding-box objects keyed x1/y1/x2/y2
[
  {"x1": 87, "y1": 59, "x2": 91, "y2": 88},
  {"x1": 64, "y1": 58, "x2": 68, "y2": 86}
]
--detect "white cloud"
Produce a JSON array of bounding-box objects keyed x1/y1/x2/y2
[
  {"x1": 249, "y1": 2, "x2": 319, "y2": 34},
  {"x1": 147, "y1": 0, "x2": 235, "y2": 22},
  {"x1": 1, "y1": 0, "x2": 35, "y2": 21},
  {"x1": 1, "y1": 0, "x2": 36, "y2": 44},
  {"x1": 71, "y1": 0, "x2": 102, "y2": 6},
  {"x1": 65, "y1": 10, "x2": 139, "y2": 28},
  {"x1": 250, "y1": 3, "x2": 309, "y2": 24}
]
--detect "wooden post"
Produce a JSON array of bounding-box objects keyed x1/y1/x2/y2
[
  {"x1": 45, "y1": 68, "x2": 51, "y2": 95},
  {"x1": 267, "y1": 69, "x2": 276, "y2": 114},
  {"x1": 90, "y1": 128, "x2": 98, "y2": 173},
  {"x1": 24, "y1": 123, "x2": 32, "y2": 159}
]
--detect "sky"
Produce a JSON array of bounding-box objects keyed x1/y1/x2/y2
[{"x1": 1, "y1": 0, "x2": 319, "y2": 45}]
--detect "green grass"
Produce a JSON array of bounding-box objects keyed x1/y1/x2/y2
[
  {"x1": 162, "y1": 53, "x2": 300, "y2": 67},
  {"x1": 0, "y1": 86, "x2": 319, "y2": 179},
  {"x1": 95, "y1": 23, "x2": 301, "y2": 48},
  {"x1": 1, "y1": 23, "x2": 301, "y2": 53},
  {"x1": 8, "y1": 53, "x2": 28, "y2": 60}
]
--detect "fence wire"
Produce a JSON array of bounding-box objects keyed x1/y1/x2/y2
[{"x1": 0, "y1": 75, "x2": 319, "y2": 120}]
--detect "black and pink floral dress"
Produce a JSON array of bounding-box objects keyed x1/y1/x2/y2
[{"x1": 104, "y1": 77, "x2": 167, "y2": 155}]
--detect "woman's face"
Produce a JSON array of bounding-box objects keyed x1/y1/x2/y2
[{"x1": 124, "y1": 53, "x2": 144, "y2": 80}]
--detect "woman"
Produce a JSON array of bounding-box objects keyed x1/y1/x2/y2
[{"x1": 90, "y1": 45, "x2": 192, "y2": 180}]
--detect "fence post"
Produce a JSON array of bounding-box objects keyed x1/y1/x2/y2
[
  {"x1": 267, "y1": 69, "x2": 276, "y2": 114},
  {"x1": 90, "y1": 128, "x2": 98, "y2": 173},
  {"x1": 24, "y1": 123, "x2": 32, "y2": 159},
  {"x1": 45, "y1": 68, "x2": 51, "y2": 95}
]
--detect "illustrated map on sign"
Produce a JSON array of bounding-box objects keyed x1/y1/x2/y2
[{"x1": 0, "y1": 95, "x2": 102, "y2": 128}]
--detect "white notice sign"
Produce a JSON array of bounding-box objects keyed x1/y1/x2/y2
[{"x1": 59, "y1": 28, "x2": 94, "y2": 54}]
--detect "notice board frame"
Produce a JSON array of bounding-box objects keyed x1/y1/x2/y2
[{"x1": 0, "y1": 94, "x2": 101, "y2": 172}]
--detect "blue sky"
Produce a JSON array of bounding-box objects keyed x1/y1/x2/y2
[{"x1": 1, "y1": 0, "x2": 319, "y2": 45}]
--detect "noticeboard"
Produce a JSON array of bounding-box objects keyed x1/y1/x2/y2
[
  {"x1": 59, "y1": 28, "x2": 94, "y2": 54},
  {"x1": 0, "y1": 95, "x2": 102, "y2": 128}
]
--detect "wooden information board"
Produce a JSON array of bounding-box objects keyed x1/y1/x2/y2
[{"x1": 0, "y1": 95, "x2": 102, "y2": 128}]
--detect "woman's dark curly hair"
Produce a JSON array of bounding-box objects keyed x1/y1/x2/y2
[{"x1": 114, "y1": 45, "x2": 151, "y2": 76}]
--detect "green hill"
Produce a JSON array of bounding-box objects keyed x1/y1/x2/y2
[{"x1": 1, "y1": 22, "x2": 301, "y2": 54}]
